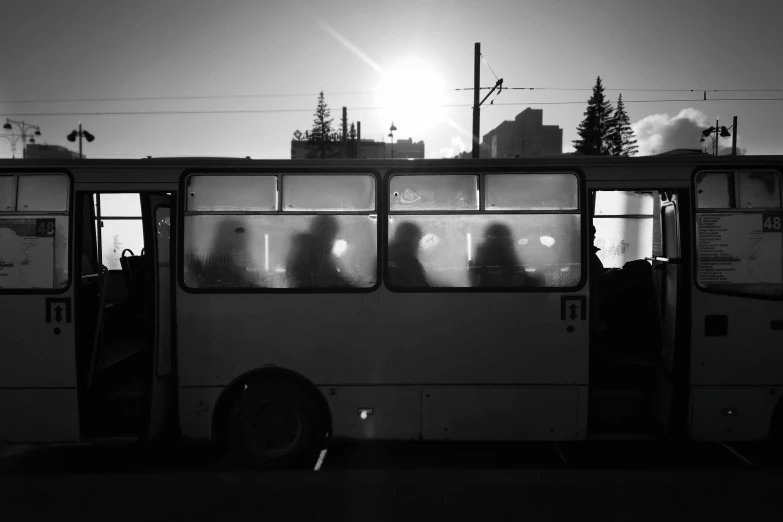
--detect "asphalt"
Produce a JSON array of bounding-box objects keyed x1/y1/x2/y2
[{"x1": 1, "y1": 441, "x2": 782, "y2": 521}]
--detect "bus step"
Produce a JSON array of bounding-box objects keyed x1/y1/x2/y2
[
  {"x1": 589, "y1": 388, "x2": 649, "y2": 433},
  {"x1": 91, "y1": 388, "x2": 145, "y2": 437}
]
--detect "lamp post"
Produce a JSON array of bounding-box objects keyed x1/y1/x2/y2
[
  {"x1": 388, "y1": 122, "x2": 397, "y2": 159},
  {"x1": 700, "y1": 116, "x2": 737, "y2": 156},
  {"x1": 2, "y1": 119, "x2": 42, "y2": 159},
  {"x1": 67, "y1": 123, "x2": 95, "y2": 159}
]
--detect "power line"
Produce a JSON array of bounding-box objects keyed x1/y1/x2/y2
[
  {"x1": 480, "y1": 53, "x2": 500, "y2": 81},
  {"x1": 3, "y1": 98, "x2": 783, "y2": 118},
  {"x1": 4, "y1": 88, "x2": 783, "y2": 105}
]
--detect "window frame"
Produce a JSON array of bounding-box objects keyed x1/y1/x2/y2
[
  {"x1": 592, "y1": 190, "x2": 657, "y2": 270},
  {"x1": 692, "y1": 166, "x2": 783, "y2": 301},
  {"x1": 0, "y1": 169, "x2": 73, "y2": 295},
  {"x1": 93, "y1": 193, "x2": 145, "y2": 272},
  {"x1": 178, "y1": 168, "x2": 382, "y2": 294},
  {"x1": 384, "y1": 166, "x2": 587, "y2": 293}
]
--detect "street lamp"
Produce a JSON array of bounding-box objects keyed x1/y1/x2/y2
[
  {"x1": 388, "y1": 122, "x2": 397, "y2": 159},
  {"x1": 700, "y1": 117, "x2": 737, "y2": 156},
  {"x1": 67, "y1": 123, "x2": 95, "y2": 159},
  {"x1": 2, "y1": 119, "x2": 42, "y2": 159}
]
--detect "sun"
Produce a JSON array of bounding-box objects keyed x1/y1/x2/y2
[{"x1": 374, "y1": 59, "x2": 447, "y2": 135}]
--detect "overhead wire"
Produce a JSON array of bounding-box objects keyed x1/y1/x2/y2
[
  {"x1": 3, "y1": 98, "x2": 783, "y2": 117},
  {"x1": 2, "y1": 88, "x2": 783, "y2": 105}
]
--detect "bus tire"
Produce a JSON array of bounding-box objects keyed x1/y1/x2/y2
[{"x1": 226, "y1": 377, "x2": 326, "y2": 470}]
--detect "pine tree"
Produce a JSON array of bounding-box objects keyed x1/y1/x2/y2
[
  {"x1": 573, "y1": 76, "x2": 614, "y2": 155},
  {"x1": 307, "y1": 91, "x2": 339, "y2": 159},
  {"x1": 348, "y1": 122, "x2": 357, "y2": 140},
  {"x1": 608, "y1": 94, "x2": 638, "y2": 156}
]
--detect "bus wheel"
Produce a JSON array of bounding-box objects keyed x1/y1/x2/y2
[{"x1": 226, "y1": 377, "x2": 325, "y2": 470}]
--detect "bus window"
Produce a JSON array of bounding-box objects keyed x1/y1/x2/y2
[
  {"x1": 0, "y1": 175, "x2": 13, "y2": 210},
  {"x1": 0, "y1": 173, "x2": 69, "y2": 289},
  {"x1": 95, "y1": 193, "x2": 144, "y2": 271},
  {"x1": 388, "y1": 214, "x2": 581, "y2": 288},
  {"x1": 485, "y1": 173, "x2": 578, "y2": 210},
  {"x1": 593, "y1": 191, "x2": 655, "y2": 269},
  {"x1": 388, "y1": 172, "x2": 581, "y2": 289},
  {"x1": 187, "y1": 175, "x2": 277, "y2": 211},
  {"x1": 738, "y1": 171, "x2": 781, "y2": 209},
  {"x1": 183, "y1": 174, "x2": 377, "y2": 290},
  {"x1": 17, "y1": 175, "x2": 68, "y2": 211},
  {"x1": 695, "y1": 169, "x2": 783, "y2": 298},
  {"x1": 390, "y1": 175, "x2": 478, "y2": 211},
  {"x1": 282, "y1": 175, "x2": 375, "y2": 211},
  {"x1": 696, "y1": 171, "x2": 735, "y2": 209}
]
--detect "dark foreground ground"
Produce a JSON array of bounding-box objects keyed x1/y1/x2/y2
[{"x1": 1, "y1": 440, "x2": 782, "y2": 521}]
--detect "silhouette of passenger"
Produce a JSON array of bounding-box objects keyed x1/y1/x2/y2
[
  {"x1": 590, "y1": 224, "x2": 605, "y2": 276},
  {"x1": 286, "y1": 215, "x2": 351, "y2": 288},
  {"x1": 188, "y1": 219, "x2": 251, "y2": 287},
  {"x1": 388, "y1": 222, "x2": 428, "y2": 287},
  {"x1": 473, "y1": 223, "x2": 540, "y2": 287}
]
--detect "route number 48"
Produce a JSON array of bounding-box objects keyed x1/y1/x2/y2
[
  {"x1": 762, "y1": 213, "x2": 783, "y2": 233},
  {"x1": 35, "y1": 218, "x2": 56, "y2": 237}
]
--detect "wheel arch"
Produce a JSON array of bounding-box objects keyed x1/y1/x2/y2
[{"x1": 210, "y1": 366, "x2": 332, "y2": 449}]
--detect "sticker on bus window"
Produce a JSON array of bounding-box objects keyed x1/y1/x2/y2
[
  {"x1": 0, "y1": 218, "x2": 55, "y2": 288},
  {"x1": 697, "y1": 213, "x2": 783, "y2": 285},
  {"x1": 36, "y1": 219, "x2": 56, "y2": 237},
  {"x1": 762, "y1": 212, "x2": 782, "y2": 233}
]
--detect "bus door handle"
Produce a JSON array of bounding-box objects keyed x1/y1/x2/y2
[{"x1": 645, "y1": 256, "x2": 682, "y2": 268}]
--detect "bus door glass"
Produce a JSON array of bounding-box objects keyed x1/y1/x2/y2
[
  {"x1": 0, "y1": 172, "x2": 79, "y2": 442},
  {"x1": 143, "y1": 193, "x2": 175, "y2": 440},
  {"x1": 690, "y1": 169, "x2": 783, "y2": 440}
]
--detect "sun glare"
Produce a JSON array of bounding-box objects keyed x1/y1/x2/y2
[{"x1": 375, "y1": 60, "x2": 447, "y2": 135}]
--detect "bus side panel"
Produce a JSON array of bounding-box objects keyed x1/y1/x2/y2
[
  {"x1": 321, "y1": 386, "x2": 421, "y2": 440},
  {"x1": 177, "y1": 386, "x2": 221, "y2": 442},
  {"x1": 0, "y1": 294, "x2": 77, "y2": 388},
  {"x1": 0, "y1": 389, "x2": 80, "y2": 442},
  {"x1": 690, "y1": 292, "x2": 783, "y2": 386},
  {"x1": 690, "y1": 386, "x2": 781, "y2": 441},
  {"x1": 422, "y1": 386, "x2": 582, "y2": 441},
  {"x1": 176, "y1": 290, "x2": 589, "y2": 387}
]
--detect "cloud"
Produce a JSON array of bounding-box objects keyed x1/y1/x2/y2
[
  {"x1": 429, "y1": 135, "x2": 467, "y2": 159},
  {"x1": 632, "y1": 108, "x2": 745, "y2": 156}
]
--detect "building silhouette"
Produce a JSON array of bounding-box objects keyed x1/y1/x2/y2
[
  {"x1": 291, "y1": 137, "x2": 424, "y2": 159},
  {"x1": 481, "y1": 108, "x2": 562, "y2": 158},
  {"x1": 25, "y1": 144, "x2": 81, "y2": 159},
  {"x1": 389, "y1": 138, "x2": 424, "y2": 159}
]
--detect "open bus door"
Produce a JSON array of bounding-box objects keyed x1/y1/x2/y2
[
  {"x1": 75, "y1": 190, "x2": 175, "y2": 442},
  {"x1": 650, "y1": 190, "x2": 691, "y2": 439},
  {"x1": 589, "y1": 188, "x2": 690, "y2": 438},
  {"x1": 0, "y1": 172, "x2": 80, "y2": 442},
  {"x1": 141, "y1": 193, "x2": 175, "y2": 441}
]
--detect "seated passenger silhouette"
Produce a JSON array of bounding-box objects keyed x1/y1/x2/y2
[
  {"x1": 188, "y1": 219, "x2": 251, "y2": 287},
  {"x1": 286, "y1": 215, "x2": 351, "y2": 288},
  {"x1": 473, "y1": 223, "x2": 540, "y2": 287},
  {"x1": 388, "y1": 222, "x2": 428, "y2": 287}
]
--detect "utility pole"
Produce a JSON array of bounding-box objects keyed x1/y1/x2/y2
[
  {"x1": 472, "y1": 42, "x2": 480, "y2": 158},
  {"x1": 67, "y1": 123, "x2": 95, "y2": 159},
  {"x1": 714, "y1": 119, "x2": 719, "y2": 156},
  {"x1": 342, "y1": 107, "x2": 348, "y2": 158},
  {"x1": 357, "y1": 121, "x2": 362, "y2": 159},
  {"x1": 732, "y1": 116, "x2": 737, "y2": 156}
]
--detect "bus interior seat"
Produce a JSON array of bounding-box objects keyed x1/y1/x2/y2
[
  {"x1": 119, "y1": 248, "x2": 147, "y2": 317},
  {"x1": 592, "y1": 259, "x2": 662, "y2": 379}
]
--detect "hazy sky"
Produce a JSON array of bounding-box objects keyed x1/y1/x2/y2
[{"x1": 1, "y1": 0, "x2": 781, "y2": 159}]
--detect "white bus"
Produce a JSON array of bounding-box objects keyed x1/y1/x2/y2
[{"x1": 0, "y1": 156, "x2": 781, "y2": 469}]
